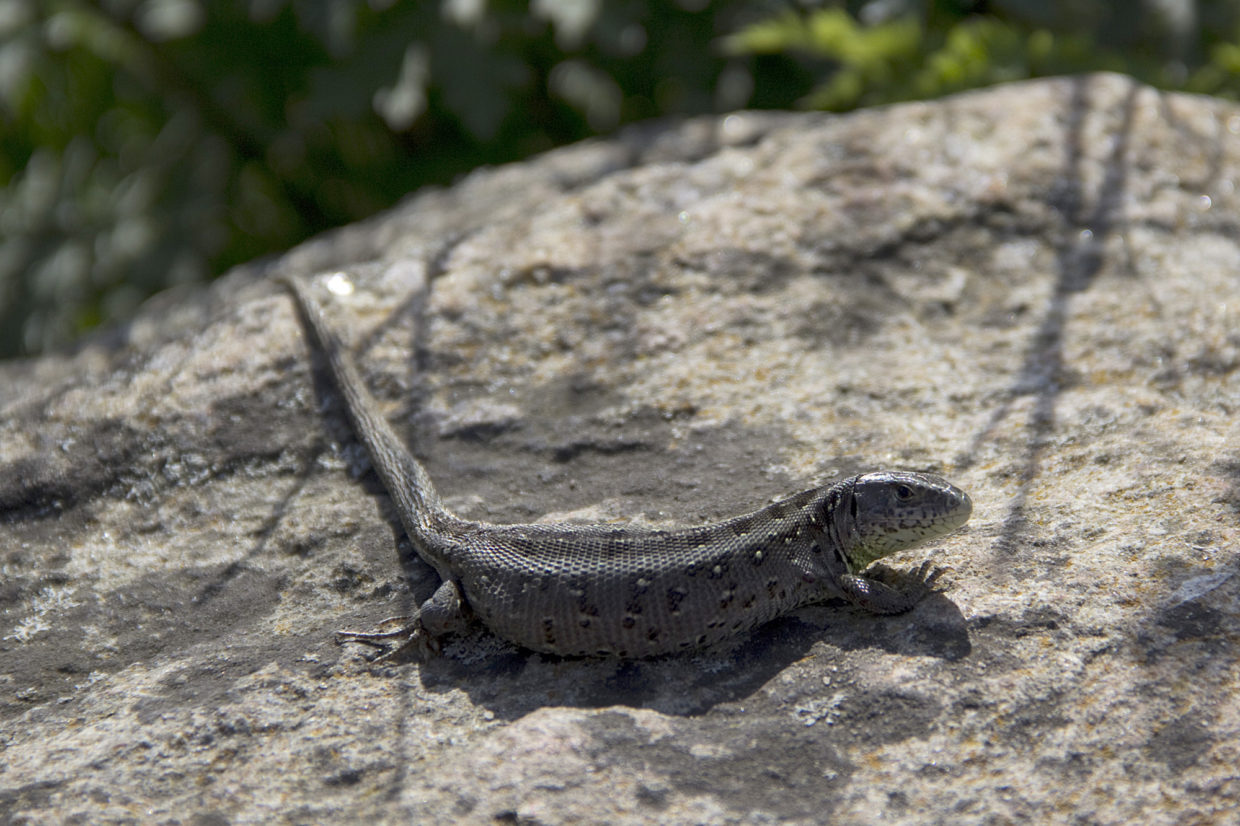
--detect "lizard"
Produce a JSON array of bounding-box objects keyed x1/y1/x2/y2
[{"x1": 279, "y1": 273, "x2": 972, "y2": 659}]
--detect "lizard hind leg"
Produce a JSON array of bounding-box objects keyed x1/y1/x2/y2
[{"x1": 336, "y1": 579, "x2": 470, "y2": 661}]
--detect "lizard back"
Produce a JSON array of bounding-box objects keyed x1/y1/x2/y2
[{"x1": 424, "y1": 486, "x2": 845, "y2": 656}]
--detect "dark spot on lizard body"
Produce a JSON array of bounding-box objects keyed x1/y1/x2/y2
[{"x1": 667, "y1": 585, "x2": 689, "y2": 615}]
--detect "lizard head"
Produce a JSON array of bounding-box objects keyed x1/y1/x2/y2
[{"x1": 838, "y1": 471, "x2": 971, "y2": 570}]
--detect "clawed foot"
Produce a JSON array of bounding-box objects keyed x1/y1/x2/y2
[
  {"x1": 336, "y1": 614, "x2": 414, "y2": 644},
  {"x1": 865, "y1": 560, "x2": 952, "y2": 591},
  {"x1": 896, "y1": 560, "x2": 953, "y2": 594},
  {"x1": 336, "y1": 615, "x2": 439, "y2": 662}
]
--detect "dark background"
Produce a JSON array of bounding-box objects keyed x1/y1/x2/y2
[{"x1": 2, "y1": 0, "x2": 1237, "y2": 358}]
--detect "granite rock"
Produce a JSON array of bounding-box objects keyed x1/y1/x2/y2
[{"x1": 2, "y1": 74, "x2": 1238, "y2": 824}]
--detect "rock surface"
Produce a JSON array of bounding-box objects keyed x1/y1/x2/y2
[{"x1": 2, "y1": 74, "x2": 1239, "y2": 824}]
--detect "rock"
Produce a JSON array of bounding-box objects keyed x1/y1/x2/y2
[{"x1": 2, "y1": 73, "x2": 1238, "y2": 823}]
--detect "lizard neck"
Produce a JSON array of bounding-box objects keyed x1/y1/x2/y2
[{"x1": 823, "y1": 476, "x2": 862, "y2": 573}]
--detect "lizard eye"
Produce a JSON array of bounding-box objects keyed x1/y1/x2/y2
[{"x1": 894, "y1": 484, "x2": 914, "y2": 500}]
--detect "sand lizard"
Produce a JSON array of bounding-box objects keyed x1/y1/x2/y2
[{"x1": 280, "y1": 274, "x2": 972, "y2": 659}]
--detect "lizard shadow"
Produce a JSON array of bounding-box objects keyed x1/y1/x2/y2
[{"x1": 375, "y1": 590, "x2": 969, "y2": 719}]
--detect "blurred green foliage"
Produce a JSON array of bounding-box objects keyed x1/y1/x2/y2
[
  {"x1": 3, "y1": 0, "x2": 1240, "y2": 357},
  {"x1": 723, "y1": 1, "x2": 1240, "y2": 110}
]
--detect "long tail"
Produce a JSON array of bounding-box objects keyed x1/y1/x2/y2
[{"x1": 279, "y1": 275, "x2": 453, "y2": 549}]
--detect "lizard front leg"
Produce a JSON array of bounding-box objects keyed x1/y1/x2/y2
[{"x1": 837, "y1": 561, "x2": 948, "y2": 615}]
